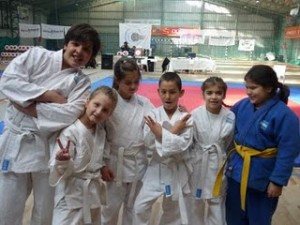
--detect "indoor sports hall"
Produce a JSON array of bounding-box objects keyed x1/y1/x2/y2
[{"x1": 1, "y1": 0, "x2": 300, "y2": 224}]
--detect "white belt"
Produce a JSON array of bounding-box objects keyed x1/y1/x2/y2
[
  {"x1": 194, "y1": 143, "x2": 223, "y2": 197},
  {"x1": 76, "y1": 172, "x2": 106, "y2": 224},
  {"x1": 2, "y1": 120, "x2": 45, "y2": 171},
  {"x1": 113, "y1": 144, "x2": 143, "y2": 207}
]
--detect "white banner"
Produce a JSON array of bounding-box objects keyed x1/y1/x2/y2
[
  {"x1": 119, "y1": 23, "x2": 152, "y2": 49},
  {"x1": 180, "y1": 34, "x2": 205, "y2": 45},
  {"x1": 19, "y1": 23, "x2": 40, "y2": 38},
  {"x1": 41, "y1": 23, "x2": 65, "y2": 39},
  {"x1": 64, "y1": 26, "x2": 71, "y2": 35},
  {"x1": 238, "y1": 39, "x2": 255, "y2": 51},
  {"x1": 209, "y1": 35, "x2": 235, "y2": 46}
]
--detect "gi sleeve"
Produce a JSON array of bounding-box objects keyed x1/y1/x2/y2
[
  {"x1": 0, "y1": 48, "x2": 50, "y2": 107},
  {"x1": 269, "y1": 111, "x2": 300, "y2": 186},
  {"x1": 35, "y1": 75, "x2": 90, "y2": 133}
]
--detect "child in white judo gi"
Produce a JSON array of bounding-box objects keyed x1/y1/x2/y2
[
  {"x1": 187, "y1": 76, "x2": 235, "y2": 225},
  {"x1": 49, "y1": 86, "x2": 118, "y2": 225},
  {"x1": 133, "y1": 72, "x2": 193, "y2": 225},
  {"x1": 100, "y1": 57, "x2": 155, "y2": 225},
  {"x1": 0, "y1": 23, "x2": 100, "y2": 225}
]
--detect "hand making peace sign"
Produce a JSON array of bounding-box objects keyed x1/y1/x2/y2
[{"x1": 55, "y1": 138, "x2": 71, "y2": 161}]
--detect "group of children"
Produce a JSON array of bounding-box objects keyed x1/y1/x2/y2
[{"x1": 0, "y1": 23, "x2": 299, "y2": 225}]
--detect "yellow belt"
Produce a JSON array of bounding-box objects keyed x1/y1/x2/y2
[{"x1": 213, "y1": 143, "x2": 277, "y2": 210}]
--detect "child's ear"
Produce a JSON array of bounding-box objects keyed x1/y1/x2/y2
[
  {"x1": 85, "y1": 97, "x2": 90, "y2": 107},
  {"x1": 179, "y1": 89, "x2": 185, "y2": 97}
]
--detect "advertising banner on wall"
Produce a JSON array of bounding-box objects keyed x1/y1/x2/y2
[
  {"x1": 151, "y1": 26, "x2": 200, "y2": 37},
  {"x1": 41, "y1": 23, "x2": 65, "y2": 39},
  {"x1": 119, "y1": 23, "x2": 152, "y2": 49},
  {"x1": 238, "y1": 39, "x2": 255, "y2": 51},
  {"x1": 152, "y1": 26, "x2": 202, "y2": 45},
  {"x1": 64, "y1": 26, "x2": 71, "y2": 35},
  {"x1": 209, "y1": 35, "x2": 235, "y2": 46},
  {"x1": 284, "y1": 26, "x2": 300, "y2": 39},
  {"x1": 19, "y1": 23, "x2": 40, "y2": 38}
]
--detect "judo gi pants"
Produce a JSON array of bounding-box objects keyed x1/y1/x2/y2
[
  {"x1": 52, "y1": 197, "x2": 101, "y2": 225},
  {"x1": 0, "y1": 171, "x2": 54, "y2": 225},
  {"x1": 133, "y1": 181, "x2": 182, "y2": 225},
  {"x1": 226, "y1": 178, "x2": 278, "y2": 225},
  {"x1": 101, "y1": 181, "x2": 142, "y2": 225},
  {"x1": 186, "y1": 195, "x2": 226, "y2": 225}
]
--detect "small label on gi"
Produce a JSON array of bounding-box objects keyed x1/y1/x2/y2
[
  {"x1": 165, "y1": 184, "x2": 172, "y2": 197},
  {"x1": 195, "y1": 188, "x2": 202, "y2": 199},
  {"x1": 2, "y1": 159, "x2": 10, "y2": 171}
]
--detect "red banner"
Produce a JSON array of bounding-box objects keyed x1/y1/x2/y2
[
  {"x1": 284, "y1": 26, "x2": 300, "y2": 39},
  {"x1": 152, "y1": 26, "x2": 200, "y2": 37}
]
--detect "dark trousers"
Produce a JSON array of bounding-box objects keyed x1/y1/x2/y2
[{"x1": 226, "y1": 178, "x2": 278, "y2": 225}]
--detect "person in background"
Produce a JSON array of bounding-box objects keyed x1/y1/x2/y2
[
  {"x1": 100, "y1": 57, "x2": 154, "y2": 225},
  {"x1": 133, "y1": 72, "x2": 193, "y2": 225},
  {"x1": 129, "y1": 46, "x2": 136, "y2": 57},
  {"x1": 214, "y1": 65, "x2": 300, "y2": 225},
  {"x1": 0, "y1": 23, "x2": 100, "y2": 225},
  {"x1": 121, "y1": 41, "x2": 130, "y2": 53},
  {"x1": 187, "y1": 76, "x2": 235, "y2": 225},
  {"x1": 49, "y1": 86, "x2": 118, "y2": 225}
]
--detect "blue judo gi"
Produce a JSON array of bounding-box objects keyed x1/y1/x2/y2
[{"x1": 225, "y1": 95, "x2": 300, "y2": 225}]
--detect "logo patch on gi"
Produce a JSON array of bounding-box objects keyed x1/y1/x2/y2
[
  {"x1": 226, "y1": 117, "x2": 233, "y2": 124},
  {"x1": 260, "y1": 120, "x2": 269, "y2": 130},
  {"x1": 137, "y1": 99, "x2": 144, "y2": 106},
  {"x1": 74, "y1": 74, "x2": 83, "y2": 83}
]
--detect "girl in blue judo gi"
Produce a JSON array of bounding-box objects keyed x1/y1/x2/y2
[{"x1": 214, "y1": 64, "x2": 300, "y2": 225}]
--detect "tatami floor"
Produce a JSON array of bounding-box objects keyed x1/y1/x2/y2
[{"x1": 0, "y1": 64, "x2": 299, "y2": 225}]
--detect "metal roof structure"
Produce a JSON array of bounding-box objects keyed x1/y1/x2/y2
[
  {"x1": 207, "y1": 0, "x2": 300, "y2": 17},
  {"x1": 10, "y1": 0, "x2": 300, "y2": 18}
]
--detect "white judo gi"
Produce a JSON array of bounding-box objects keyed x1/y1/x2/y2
[
  {"x1": 101, "y1": 93, "x2": 154, "y2": 225},
  {"x1": 188, "y1": 106, "x2": 235, "y2": 225},
  {"x1": 49, "y1": 120, "x2": 107, "y2": 225},
  {"x1": 0, "y1": 47, "x2": 90, "y2": 225},
  {"x1": 133, "y1": 106, "x2": 193, "y2": 225}
]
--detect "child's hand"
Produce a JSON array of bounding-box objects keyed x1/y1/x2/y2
[
  {"x1": 267, "y1": 182, "x2": 283, "y2": 198},
  {"x1": 12, "y1": 101, "x2": 37, "y2": 117},
  {"x1": 170, "y1": 113, "x2": 192, "y2": 134},
  {"x1": 145, "y1": 115, "x2": 162, "y2": 140},
  {"x1": 55, "y1": 138, "x2": 71, "y2": 161},
  {"x1": 100, "y1": 166, "x2": 115, "y2": 182}
]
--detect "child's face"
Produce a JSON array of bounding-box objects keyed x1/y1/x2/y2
[
  {"x1": 245, "y1": 79, "x2": 272, "y2": 108},
  {"x1": 84, "y1": 93, "x2": 115, "y2": 126},
  {"x1": 158, "y1": 80, "x2": 184, "y2": 115},
  {"x1": 117, "y1": 70, "x2": 140, "y2": 100},
  {"x1": 203, "y1": 84, "x2": 225, "y2": 114},
  {"x1": 62, "y1": 40, "x2": 93, "y2": 69}
]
